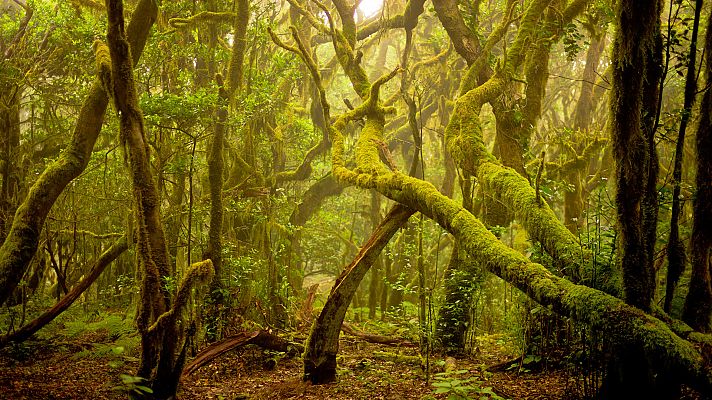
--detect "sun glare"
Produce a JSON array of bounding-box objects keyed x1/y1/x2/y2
[{"x1": 357, "y1": 0, "x2": 384, "y2": 20}]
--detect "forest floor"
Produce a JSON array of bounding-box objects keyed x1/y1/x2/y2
[{"x1": 0, "y1": 322, "x2": 578, "y2": 400}]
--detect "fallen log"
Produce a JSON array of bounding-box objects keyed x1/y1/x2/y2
[
  {"x1": 341, "y1": 322, "x2": 417, "y2": 347},
  {"x1": 181, "y1": 330, "x2": 303, "y2": 377},
  {"x1": 372, "y1": 351, "x2": 421, "y2": 365}
]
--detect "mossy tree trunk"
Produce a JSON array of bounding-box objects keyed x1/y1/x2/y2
[
  {"x1": 165, "y1": 168, "x2": 185, "y2": 275},
  {"x1": 682, "y1": 11, "x2": 712, "y2": 333},
  {"x1": 610, "y1": 0, "x2": 662, "y2": 312},
  {"x1": 102, "y1": 1, "x2": 215, "y2": 398},
  {"x1": 0, "y1": 90, "x2": 20, "y2": 242},
  {"x1": 0, "y1": 0, "x2": 156, "y2": 307},
  {"x1": 303, "y1": 205, "x2": 414, "y2": 384},
  {"x1": 205, "y1": 0, "x2": 248, "y2": 305}
]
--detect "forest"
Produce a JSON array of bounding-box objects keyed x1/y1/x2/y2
[{"x1": 0, "y1": 0, "x2": 711, "y2": 398}]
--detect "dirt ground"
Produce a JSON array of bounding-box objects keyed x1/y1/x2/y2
[{"x1": 0, "y1": 329, "x2": 578, "y2": 400}]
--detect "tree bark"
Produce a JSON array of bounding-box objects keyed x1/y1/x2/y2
[{"x1": 610, "y1": 0, "x2": 662, "y2": 312}]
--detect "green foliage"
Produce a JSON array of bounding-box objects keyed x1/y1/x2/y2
[
  {"x1": 141, "y1": 89, "x2": 218, "y2": 126},
  {"x1": 432, "y1": 370, "x2": 508, "y2": 400},
  {"x1": 562, "y1": 23, "x2": 586, "y2": 61},
  {"x1": 113, "y1": 374, "x2": 153, "y2": 397},
  {"x1": 74, "y1": 337, "x2": 138, "y2": 361},
  {"x1": 51, "y1": 312, "x2": 139, "y2": 363},
  {"x1": 98, "y1": 273, "x2": 138, "y2": 308},
  {"x1": 62, "y1": 312, "x2": 133, "y2": 339},
  {"x1": 161, "y1": 275, "x2": 177, "y2": 296}
]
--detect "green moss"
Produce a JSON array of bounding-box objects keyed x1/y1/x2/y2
[
  {"x1": 93, "y1": 40, "x2": 112, "y2": 93},
  {"x1": 168, "y1": 11, "x2": 236, "y2": 29},
  {"x1": 354, "y1": 119, "x2": 389, "y2": 176},
  {"x1": 504, "y1": 0, "x2": 553, "y2": 72}
]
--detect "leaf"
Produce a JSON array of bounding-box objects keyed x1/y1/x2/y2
[
  {"x1": 120, "y1": 374, "x2": 143, "y2": 384},
  {"x1": 480, "y1": 387, "x2": 495, "y2": 394},
  {"x1": 135, "y1": 385, "x2": 154, "y2": 394}
]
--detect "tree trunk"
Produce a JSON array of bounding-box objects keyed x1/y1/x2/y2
[
  {"x1": 368, "y1": 191, "x2": 382, "y2": 320},
  {"x1": 682, "y1": 11, "x2": 712, "y2": 333},
  {"x1": 572, "y1": 29, "x2": 606, "y2": 131},
  {"x1": 205, "y1": 81, "x2": 226, "y2": 295},
  {"x1": 665, "y1": 0, "x2": 703, "y2": 314},
  {"x1": 610, "y1": 0, "x2": 662, "y2": 312},
  {"x1": 435, "y1": 242, "x2": 483, "y2": 353},
  {"x1": 0, "y1": 90, "x2": 20, "y2": 241},
  {"x1": 103, "y1": 1, "x2": 214, "y2": 398},
  {"x1": 303, "y1": 205, "x2": 414, "y2": 384}
]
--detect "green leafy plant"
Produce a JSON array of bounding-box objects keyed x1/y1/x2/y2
[
  {"x1": 432, "y1": 370, "x2": 508, "y2": 400},
  {"x1": 114, "y1": 374, "x2": 153, "y2": 397}
]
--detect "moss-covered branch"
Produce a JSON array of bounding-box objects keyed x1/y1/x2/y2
[
  {"x1": 287, "y1": 3, "x2": 709, "y2": 390},
  {"x1": 328, "y1": 163, "x2": 711, "y2": 393},
  {"x1": 168, "y1": 12, "x2": 236, "y2": 29},
  {"x1": 431, "y1": 0, "x2": 481, "y2": 65},
  {"x1": 285, "y1": 0, "x2": 330, "y2": 35},
  {"x1": 147, "y1": 260, "x2": 214, "y2": 335},
  {"x1": 56, "y1": 229, "x2": 124, "y2": 239},
  {"x1": 437, "y1": 0, "x2": 618, "y2": 295},
  {"x1": 457, "y1": 0, "x2": 517, "y2": 95}
]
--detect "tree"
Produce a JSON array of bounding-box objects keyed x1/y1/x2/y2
[
  {"x1": 610, "y1": 0, "x2": 662, "y2": 313},
  {"x1": 101, "y1": 0, "x2": 214, "y2": 397},
  {"x1": 272, "y1": 0, "x2": 711, "y2": 395},
  {"x1": 682, "y1": 7, "x2": 712, "y2": 333},
  {"x1": 1, "y1": 0, "x2": 711, "y2": 397}
]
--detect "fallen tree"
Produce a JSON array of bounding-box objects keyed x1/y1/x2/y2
[
  {"x1": 341, "y1": 322, "x2": 417, "y2": 348},
  {"x1": 182, "y1": 330, "x2": 302, "y2": 377}
]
